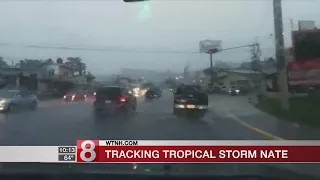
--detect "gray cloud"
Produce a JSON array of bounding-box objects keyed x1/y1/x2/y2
[{"x1": 0, "y1": 0, "x2": 319, "y2": 74}]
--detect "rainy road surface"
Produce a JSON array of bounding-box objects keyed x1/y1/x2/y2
[
  {"x1": 0, "y1": 90, "x2": 265, "y2": 146},
  {"x1": 1, "y1": 91, "x2": 320, "y2": 179}
]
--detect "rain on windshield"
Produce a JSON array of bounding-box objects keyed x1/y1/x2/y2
[{"x1": 0, "y1": 0, "x2": 319, "y2": 178}]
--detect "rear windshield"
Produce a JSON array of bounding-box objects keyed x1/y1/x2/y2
[
  {"x1": 96, "y1": 87, "x2": 121, "y2": 98},
  {"x1": 67, "y1": 89, "x2": 83, "y2": 94},
  {"x1": 176, "y1": 85, "x2": 200, "y2": 94},
  {"x1": 147, "y1": 89, "x2": 156, "y2": 93},
  {"x1": 149, "y1": 88, "x2": 160, "y2": 92}
]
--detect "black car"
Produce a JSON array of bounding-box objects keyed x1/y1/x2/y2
[
  {"x1": 145, "y1": 87, "x2": 162, "y2": 100},
  {"x1": 93, "y1": 86, "x2": 137, "y2": 116},
  {"x1": 173, "y1": 84, "x2": 208, "y2": 117},
  {"x1": 229, "y1": 86, "x2": 240, "y2": 96}
]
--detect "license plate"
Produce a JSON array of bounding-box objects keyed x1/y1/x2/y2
[
  {"x1": 186, "y1": 105, "x2": 196, "y2": 109},
  {"x1": 105, "y1": 100, "x2": 111, "y2": 103}
]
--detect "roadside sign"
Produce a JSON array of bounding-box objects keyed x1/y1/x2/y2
[
  {"x1": 298, "y1": 20, "x2": 315, "y2": 30},
  {"x1": 199, "y1": 40, "x2": 222, "y2": 53},
  {"x1": 287, "y1": 60, "x2": 320, "y2": 85}
]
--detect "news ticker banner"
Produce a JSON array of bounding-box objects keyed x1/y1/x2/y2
[{"x1": 0, "y1": 140, "x2": 320, "y2": 163}]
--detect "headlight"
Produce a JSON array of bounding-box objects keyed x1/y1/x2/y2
[
  {"x1": 0, "y1": 99, "x2": 6, "y2": 105},
  {"x1": 235, "y1": 90, "x2": 240, "y2": 93}
]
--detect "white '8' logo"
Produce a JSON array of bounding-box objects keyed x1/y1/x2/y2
[{"x1": 80, "y1": 140, "x2": 96, "y2": 162}]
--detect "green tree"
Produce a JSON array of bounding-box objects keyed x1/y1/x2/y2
[
  {"x1": 0, "y1": 57, "x2": 8, "y2": 67},
  {"x1": 42, "y1": 58, "x2": 54, "y2": 66},
  {"x1": 251, "y1": 60, "x2": 262, "y2": 72},
  {"x1": 18, "y1": 59, "x2": 42, "y2": 68},
  {"x1": 56, "y1": 57, "x2": 63, "y2": 64},
  {"x1": 66, "y1": 57, "x2": 86, "y2": 75}
]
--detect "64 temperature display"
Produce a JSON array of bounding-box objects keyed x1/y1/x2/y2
[
  {"x1": 77, "y1": 140, "x2": 99, "y2": 162},
  {"x1": 57, "y1": 146, "x2": 77, "y2": 162}
]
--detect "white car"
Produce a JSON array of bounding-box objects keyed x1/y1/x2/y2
[{"x1": 0, "y1": 89, "x2": 38, "y2": 112}]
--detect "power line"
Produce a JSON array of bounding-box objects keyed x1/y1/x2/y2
[
  {"x1": 0, "y1": 43, "x2": 254, "y2": 54},
  {"x1": 25, "y1": 45, "x2": 202, "y2": 54},
  {"x1": 2, "y1": 0, "x2": 236, "y2": 2}
]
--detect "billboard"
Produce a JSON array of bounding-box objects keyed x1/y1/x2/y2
[
  {"x1": 287, "y1": 60, "x2": 320, "y2": 85},
  {"x1": 199, "y1": 40, "x2": 222, "y2": 53},
  {"x1": 298, "y1": 20, "x2": 315, "y2": 31},
  {"x1": 288, "y1": 29, "x2": 320, "y2": 85}
]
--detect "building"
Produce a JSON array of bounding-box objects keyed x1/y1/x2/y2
[
  {"x1": 43, "y1": 63, "x2": 73, "y2": 77},
  {"x1": 0, "y1": 67, "x2": 44, "y2": 90},
  {"x1": 199, "y1": 68, "x2": 265, "y2": 92},
  {"x1": 0, "y1": 61, "x2": 95, "y2": 96}
]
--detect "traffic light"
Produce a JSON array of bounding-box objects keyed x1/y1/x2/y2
[
  {"x1": 124, "y1": 0, "x2": 150, "y2": 2},
  {"x1": 207, "y1": 48, "x2": 219, "y2": 54}
]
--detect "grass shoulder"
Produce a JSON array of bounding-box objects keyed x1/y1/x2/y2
[{"x1": 256, "y1": 96, "x2": 320, "y2": 128}]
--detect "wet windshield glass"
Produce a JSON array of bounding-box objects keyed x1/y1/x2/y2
[
  {"x1": 294, "y1": 32, "x2": 320, "y2": 60},
  {"x1": 96, "y1": 87, "x2": 121, "y2": 98},
  {"x1": 0, "y1": 0, "x2": 319, "y2": 177}
]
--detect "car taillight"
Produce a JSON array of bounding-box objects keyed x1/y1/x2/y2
[
  {"x1": 120, "y1": 97, "x2": 126, "y2": 102},
  {"x1": 92, "y1": 97, "x2": 96, "y2": 102}
]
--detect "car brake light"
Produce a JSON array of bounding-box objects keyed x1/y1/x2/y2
[
  {"x1": 120, "y1": 97, "x2": 126, "y2": 102},
  {"x1": 92, "y1": 97, "x2": 96, "y2": 102}
]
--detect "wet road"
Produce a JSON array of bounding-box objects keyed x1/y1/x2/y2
[
  {"x1": 1, "y1": 91, "x2": 319, "y2": 179},
  {"x1": 0, "y1": 91, "x2": 264, "y2": 146}
]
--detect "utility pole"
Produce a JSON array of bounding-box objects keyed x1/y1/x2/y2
[
  {"x1": 273, "y1": 0, "x2": 289, "y2": 110},
  {"x1": 249, "y1": 43, "x2": 261, "y2": 68},
  {"x1": 207, "y1": 49, "x2": 219, "y2": 89}
]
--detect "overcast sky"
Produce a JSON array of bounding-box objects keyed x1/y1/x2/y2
[{"x1": 0, "y1": 0, "x2": 319, "y2": 75}]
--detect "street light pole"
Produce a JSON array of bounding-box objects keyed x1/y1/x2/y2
[
  {"x1": 207, "y1": 49, "x2": 218, "y2": 88},
  {"x1": 273, "y1": 0, "x2": 289, "y2": 110}
]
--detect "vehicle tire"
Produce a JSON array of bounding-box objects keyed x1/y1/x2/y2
[
  {"x1": 30, "y1": 101, "x2": 38, "y2": 110},
  {"x1": 132, "y1": 103, "x2": 137, "y2": 111},
  {"x1": 122, "y1": 105, "x2": 130, "y2": 116},
  {"x1": 8, "y1": 104, "x2": 17, "y2": 113},
  {"x1": 173, "y1": 107, "x2": 180, "y2": 115},
  {"x1": 198, "y1": 111, "x2": 206, "y2": 118}
]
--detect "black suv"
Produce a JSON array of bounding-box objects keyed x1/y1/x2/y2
[
  {"x1": 145, "y1": 87, "x2": 162, "y2": 100},
  {"x1": 173, "y1": 84, "x2": 208, "y2": 117},
  {"x1": 93, "y1": 86, "x2": 137, "y2": 116}
]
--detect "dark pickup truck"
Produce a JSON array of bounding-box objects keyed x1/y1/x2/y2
[{"x1": 173, "y1": 84, "x2": 208, "y2": 117}]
